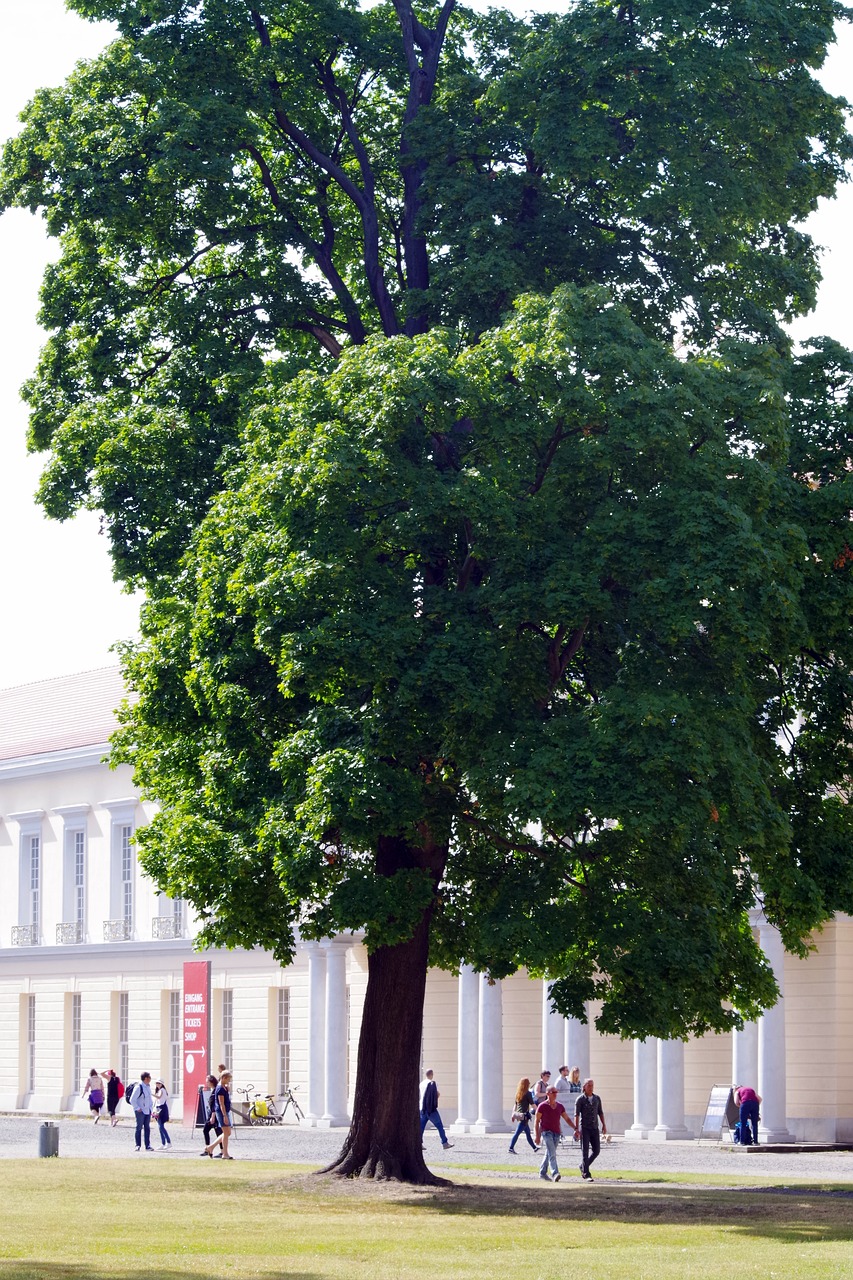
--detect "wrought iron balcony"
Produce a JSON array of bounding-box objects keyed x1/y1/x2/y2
[
  {"x1": 11, "y1": 924, "x2": 39, "y2": 947},
  {"x1": 103, "y1": 918, "x2": 133, "y2": 942},
  {"x1": 56, "y1": 921, "x2": 84, "y2": 945},
  {"x1": 152, "y1": 915, "x2": 183, "y2": 940}
]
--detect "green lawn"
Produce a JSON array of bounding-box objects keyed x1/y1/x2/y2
[{"x1": 2, "y1": 1161, "x2": 853, "y2": 1280}]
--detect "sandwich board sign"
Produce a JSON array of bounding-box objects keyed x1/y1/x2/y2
[{"x1": 700, "y1": 1084, "x2": 739, "y2": 1140}]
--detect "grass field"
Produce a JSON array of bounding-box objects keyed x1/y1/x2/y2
[{"x1": 3, "y1": 1160, "x2": 853, "y2": 1280}]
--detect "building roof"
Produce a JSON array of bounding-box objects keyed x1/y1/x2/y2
[{"x1": 0, "y1": 667, "x2": 126, "y2": 762}]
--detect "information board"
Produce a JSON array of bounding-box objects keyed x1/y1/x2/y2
[
  {"x1": 700, "y1": 1084, "x2": 739, "y2": 1140},
  {"x1": 182, "y1": 960, "x2": 211, "y2": 1127}
]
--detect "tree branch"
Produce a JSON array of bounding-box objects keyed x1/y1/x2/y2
[
  {"x1": 243, "y1": 142, "x2": 366, "y2": 345},
  {"x1": 392, "y1": 0, "x2": 457, "y2": 334},
  {"x1": 249, "y1": 9, "x2": 399, "y2": 337}
]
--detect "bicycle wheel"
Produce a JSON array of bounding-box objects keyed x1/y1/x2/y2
[{"x1": 292, "y1": 1101, "x2": 305, "y2": 1122}]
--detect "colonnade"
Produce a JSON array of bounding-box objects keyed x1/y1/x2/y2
[
  {"x1": 301, "y1": 917, "x2": 794, "y2": 1142},
  {"x1": 450, "y1": 966, "x2": 591, "y2": 1133},
  {"x1": 625, "y1": 917, "x2": 793, "y2": 1142},
  {"x1": 303, "y1": 938, "x2": 351, "y2": 1127}
]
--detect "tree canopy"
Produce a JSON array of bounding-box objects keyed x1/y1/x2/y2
[{"x1": 3, "y1": 0, "x2": 853, "y2": 1180}]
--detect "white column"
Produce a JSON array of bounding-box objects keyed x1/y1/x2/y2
[
  {"x1": 565, "y1": 1012, "x2": 590, "y2": 1078},
  {"x1": 648, "y1": 1038, "x2": 693, "y2": 1140},
  {"x1": 471, "y1": 975, "x2": 508, "y2": 1132},
  {"x1": 318, "y1": 938, "x2": 350, "y2": 1127},
  {"x1": 732, "y1": 1020, "x2": 758, "y2": 1091},
  {"x1": 303, "y1": 942, "x2": 327, "y2": 1126},
  {"x1": 541, "y1": 981, "x2": 564, "y2": 1074},
  {"x1": 449, "y1": 964, "x2": 479, "y2": 1133},
  {"x1": 624, "y1": 1038, "x2": 658, "y2": 1141},
  {"x1": 757, "y1": 920, "x2": 794, "y2": 1142}
]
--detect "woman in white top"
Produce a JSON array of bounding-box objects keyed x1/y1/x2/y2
[
  {"x1": 82, "y1": 1069, "x2": 105, "y2": 1123},
  {"x1": 154, "y1": 1080, "x2": 172, "y2": 1148}
]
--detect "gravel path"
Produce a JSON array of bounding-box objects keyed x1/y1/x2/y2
[{"x1": 3, "y1": 1113, "x2": 853, "y2": 1182}]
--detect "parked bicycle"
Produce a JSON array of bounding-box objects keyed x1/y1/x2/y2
[
  {"x1": 234, "y1": 1082, "x2": 306, "y2": 1125},
  {"x1": 270, "y1": 1086, "x2": 305, "y2": 1125}
]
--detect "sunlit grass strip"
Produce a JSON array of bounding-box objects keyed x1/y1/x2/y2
[{"x1": 1, "y1": 1161, "x2": 852, "y2": 1280}]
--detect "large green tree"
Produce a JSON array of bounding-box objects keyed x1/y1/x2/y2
[{"x1": 3, "y1": 0, "x2": 853, "y2": 1182}]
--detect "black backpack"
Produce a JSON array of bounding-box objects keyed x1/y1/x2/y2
[{"x1": 126, "y1": 1082, "x2": 140, "y2": 1108}]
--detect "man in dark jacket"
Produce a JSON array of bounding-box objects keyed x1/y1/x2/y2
[
  {"x1": 419, "y1": 1070, "x2": 454, "y2": 1149},
  {"x1": 574, "y1": 1078, "x2": 607, "y2": 1181}
]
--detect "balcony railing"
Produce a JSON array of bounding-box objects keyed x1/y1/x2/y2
[
  {"x1": 56, "y1": 921, "x2": 84, "y2": 945},
  {"x1": 11, "y1": 924, "x2": 39, "y2": 947},
  {"x1": 103, "y1": 918, "x2": 133, "y2": 942},
  {"x1": 152, "y1": 915, "x2": 184, "y2": 940}
]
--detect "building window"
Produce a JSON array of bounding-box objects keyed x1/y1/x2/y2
[
  {"x1": 71, "y1": 993, "x2": 82, "y2": 1095},
  {"x1": 120, "y1": 825, "x2": 133, "y2": 923},
  {"x1": 27, "y1": 995, "x2": 36, "y2": 1094},
  {"x1": 12, "y1": 812, "x2": 44, "y2": 946},
  {"x1": 221, "y1": 990, "x2": 233, "y2": 1070},
  {"x1": 118, "y1": 992, "x2": 129, "y2": 1086},
  {"x1": 29, "y1": 835, "x2": 40, "y2": 928},
  {"x1": 102, "y1": 801, "x2": 137, "y2": 941},
  {"x1": 74, "y1": 831, "x2": 86, "y2": 925},
  {"x1": 277, "y1": 988, "x2": 291, "y2": 1093},
  {"x1": 169, "y1": 991, "x2": 182, "y2": 1097}
]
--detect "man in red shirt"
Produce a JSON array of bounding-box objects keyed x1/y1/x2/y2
[
  {"x1": 734, "y1": 1085, "x2": 762, "y2": 1146},
  {"x1": 534, "y1": 1085, "x2": 577, "y2": 1182}
]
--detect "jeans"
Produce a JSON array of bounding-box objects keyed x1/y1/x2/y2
[
  {"x1": 739, "y1": 1098, "x2": 759, "y2": 1145},
  {"x1": 539, "y1": 1130, "x2": 560, "y2": 1177},
  {"x1": 420, "y1": 1109, "x2": 448, "y2": 1144},
  {"x1": 156, "y1": 1114, "x2": 170, "y2": 1146},
  {"x1": 204, "y1": 1118, "x2": 223, "y2": 1145},
  {"x1": 134, "y1": 1110, "x2": 151, "y2": 1149},
  {"x1": 580, "y1": 1125, "x2": 600, "y2": 1176},
  {"x1": 510, "y1": 1117, "x2": 537, "y2": 1151}
]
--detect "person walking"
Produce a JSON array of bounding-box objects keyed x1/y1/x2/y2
[
  {"x1": 103, "y1": 1069, "x2": 123, "y2": 1126},
  {"x1": 200, "y1": 1073, "x2": 223, "y2": 1155},
  {"x1": 509, "y1": 1077, "x2": 539, "y2": 1153},
  {"x1": 534, "y1": 1085, "x2": 577, "y2": 1181},
  {"x1": 554, "y1": 1065, "x2": 573, "y2": 1105},
  {"x1": 574, "y1": 1078, "x2": 607, "y2": 1181},
  {"x1": 154, "y1": 1079, "x2": 172, "y2": 1148},
  {"x1": 734, "y1": 1084, "x2": 762, "y2": 1146},
  {"x1": 419, "y1": 1070, "x2": 454, "y2": 1150},
  {"x1": 82, "y1": 1068, "x2": 105, "y2": 1123},
  {"x1": 203, "y1": 1070, "x2": 234, "y2": 1159},
  {"x1": 128, "y1": 1071, "x2": 155, "y2": 1151},
  {"x1": 533, "y1": 1070, "x2": 552, "y2": 1107}
]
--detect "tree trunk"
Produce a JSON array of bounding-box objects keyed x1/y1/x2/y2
[{"x1": 322, "y1": 905, "x2": 448, "y2": 1184}]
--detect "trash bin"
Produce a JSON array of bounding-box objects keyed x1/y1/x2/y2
[{"x1": 38, "y1": 1121, "x2": 59, "y2": 1158}]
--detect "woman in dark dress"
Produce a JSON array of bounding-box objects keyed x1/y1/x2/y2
[
  {"x1": 104, "y1": 1069, "x2": 122, "y2": 1126},
  {"x1": 203, "y1": 1070, "x2": 234, "y2": 1159},
  {"x1": 200, "y1": 1073, "x2": 223, "y2": 1155}
]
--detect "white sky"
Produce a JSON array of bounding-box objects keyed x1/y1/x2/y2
[{"x1": 0, "y1": 2, "x2": 850, "y2": 690}]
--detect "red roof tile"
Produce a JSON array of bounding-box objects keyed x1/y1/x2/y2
[{"x1": 0, "y1": 667, "x2": 126, "y2": 761}]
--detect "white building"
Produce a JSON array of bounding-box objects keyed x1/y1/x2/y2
[{"x1": 1, "y1": 667, "x2": 852, "y2": 1139}]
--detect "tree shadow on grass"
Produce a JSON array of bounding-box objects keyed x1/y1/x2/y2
[{"x1": 269, "y1": 1172, "x2": 853, "y2": 1245}]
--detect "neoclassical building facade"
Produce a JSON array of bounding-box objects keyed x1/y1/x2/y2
[{"x1": 1, "y1": 667, "x2": 851, "y2": 1139}]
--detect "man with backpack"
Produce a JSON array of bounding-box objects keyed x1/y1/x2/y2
[{"x1": 127, "y1": 1071, "x2": 154, "y2": 1151}]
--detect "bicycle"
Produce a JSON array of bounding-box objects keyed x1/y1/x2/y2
[
  {"x1": 265, "y1": 1086, "x2": 305, "y2": 1125},
  {"x1": 233, "y1": 1083, "x2": 267, "y2": 1126}
]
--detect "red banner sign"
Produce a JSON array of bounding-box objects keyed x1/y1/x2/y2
[{"x1": 182, "y1": 960, "x2": 211, "y2": 1127}]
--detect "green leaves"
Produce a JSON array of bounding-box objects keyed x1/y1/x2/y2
[
  {"x1": 5, "y1": 1, "x2": 853, "y2": 1039},
  {"x1": 110, "y1": 281, "x2": 853, "y2": 1035}
]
